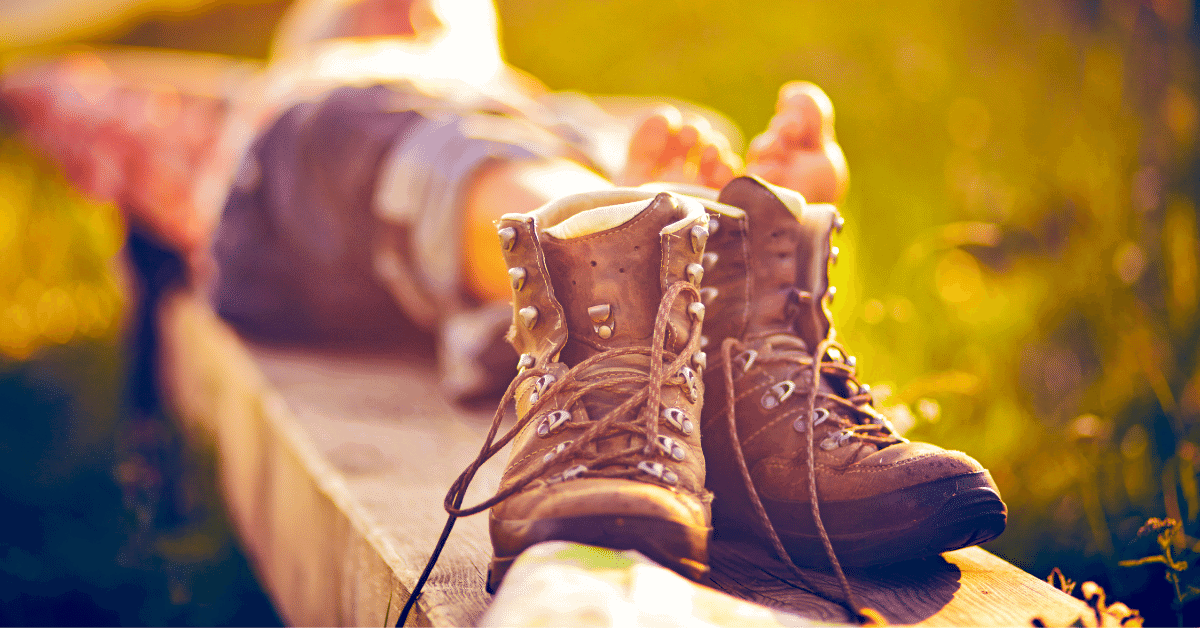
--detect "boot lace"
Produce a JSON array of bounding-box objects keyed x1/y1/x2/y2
[
  {"x1": 715, "y1": 329, "x2": 901, "y2": 625},
  {"x1": 398, "y1": 280, "x2": 705, "y2": 626}
]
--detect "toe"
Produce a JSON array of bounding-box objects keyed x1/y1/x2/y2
[
  {"x1": 674, "y1": 113, "x2": 709, "y2": 151},
  {"x1": 621, "y1": 107, "x2": 743, "y2": 188},
  {"x1": 744, "y1": 81, "x2": 848, "y2": 203},
  {"x1": 630, "y1": 108, "x2": 675, "y2": 158},
  {"x1": 775, "y1": 81, "x2": 836, "y2": 143},
  {"x1": 745, "y1": 145, "x2": 846, "y2": 204},
  {"x1": 698, "y1": 143, "x2": 740, "y2": 189},
  {"x1": 620, "y1": 106, "x2": 680, "y2": 185},
  {"x1": 746, "y1": 128, "x2": 783, "y2": 162},
  {"x1": 660, "y1": 112, "x2": 706, "y2": 170}
]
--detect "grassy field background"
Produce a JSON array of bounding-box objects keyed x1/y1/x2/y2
[{"x1": 1, "y1": 0, "x2": 1199, "y2": 624}]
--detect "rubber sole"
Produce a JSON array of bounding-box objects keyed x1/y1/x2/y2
[
  {"x1": 488, "y1": 514, "x2": 711, "y2": 592},
  {"x1": 742, "y1": 471, "x2": 1007, "y2": 567}
]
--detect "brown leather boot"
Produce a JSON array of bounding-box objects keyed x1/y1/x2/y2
[
  {"x1": 449, "y1": 189, "x2": 716, "y2": 591},
  {"x1": 701, "y1": 175, "x2": 1007, "y2": 568}
]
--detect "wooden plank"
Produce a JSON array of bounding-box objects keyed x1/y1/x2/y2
[
  {"x1": 706, "y1": 538, "x2": 1092, "y2": 625},
  {"x1": 158, "y1": 290, "x2": 1093, "y2": 626},
  {"x1": 160, "y1": 290, "x2": 494, "y2": 626}
]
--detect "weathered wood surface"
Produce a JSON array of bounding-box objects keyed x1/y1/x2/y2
[{"x1": 158, "y1": 290, "x2": 1093, "y2": 626}]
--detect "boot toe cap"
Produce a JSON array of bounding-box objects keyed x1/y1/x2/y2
[
  {"x1": 746, "y1": 441, "x2": 1005, "y2": 566},
  {"x1": 839, "y1": 441, "x2": 986, "y2": 497},
  {"x1": 496, "y1": 478, "x2": 710, "y2": 526},
  {"x1": 489, "y1": 478, "x2": 712, "y2": 583}
]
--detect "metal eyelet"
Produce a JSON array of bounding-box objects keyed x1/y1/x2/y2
[
  {"x1": 529, "y1": 374, "x2": 556, "y2": 405},
  {"x1": 733, "y1": 349, "x2": 758, "y2": 374},
  {"x1": 655, "y1": 435, "x2": 686, "y2": 461},
  {"x1": 793, "y1": 407, "x2": 831, "y2": 433},
  {"x1": 536, "y1": 410, "x2": 572, "y2": 437},
  {"x1": 498, "y1": 227, "x2": 517, "y2": 250},
  {"x1": 762, "y1": 380, "x2": 796, "y2": 409},
  {"x1": 588, "y1": 304, "x2": 612, "y2": 323},
  {"x1": 542, "y1": 440, "x2": 574, "y2": 463},
  {"x1": 662, "y1": 407, "x2": 694, "y2": 435},
  {"x1": 547, "y1": 464, "x2": 587, "y2": 484},
  {"x1": 637, "y1": 461, "x2": 678, "y2": 485},
  {"x1": 820, "y1": 428, "x2": 854, "y2": 451},
  {"x1": 517, "y1": 353, "x2": 535, "y2": 371},
  {"x1": 509, "y1": 267, "x2": 527, "y2": 291},
  {"x1": 692, "y1": 351, "x2": 707, "y2": 371},
  {"x1": 690, "y1": 225, "x2": 709, "y2": 252},
  {"x1": 519, "y1": 306, "x2": 539, "y2": 330},
  {"x1": 677, "y1": 366, "x2": 699, "y2": 402},
  {"x1": 589, "y1": 304, "x2": 614, "y2": 339}
]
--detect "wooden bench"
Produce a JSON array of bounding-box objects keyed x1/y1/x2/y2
[{"x1": 158, "y1": 290, "x2": 1093, "y2": 626}]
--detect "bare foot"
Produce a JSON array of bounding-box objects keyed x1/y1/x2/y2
[
  {"x1": 617, "y1": 105, "x2": 742, "y2": 189},
  {"x1": 745, "y1": 81, "x2": 848, "y2": 203}
]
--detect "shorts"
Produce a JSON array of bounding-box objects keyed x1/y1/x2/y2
[
  {"x1": 210, "y1": 83, "x2": 571, "y2": 397},
  {"x1": 208, "y1": 81, "x2": 737, "y2": 398}
]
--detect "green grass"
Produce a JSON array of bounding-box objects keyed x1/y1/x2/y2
[{"x1": 1, "y1": 0, "x2": 1198, "y2": 623}]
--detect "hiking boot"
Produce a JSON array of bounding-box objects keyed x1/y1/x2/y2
[
  {"x1": 700, "y1": 175, "x2": 1007, "y2": 567},
  {"x1": 453, "y1": 189, "x2": 715, "y2": 591}
]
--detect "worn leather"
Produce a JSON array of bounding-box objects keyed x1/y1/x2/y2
[
  {"x1": 702, "y1": 175, "x2": 994, "y2": 534},
  {"x1": 490, "y1": 189, "x2": 714, "y2": 569}
]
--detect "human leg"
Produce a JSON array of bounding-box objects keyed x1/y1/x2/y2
[
  {"x1": 461, "y1": 158, "x2": 613, "y2": 303},
  {"x1": 449, "y1": 80, "x2": 848, "y2": 397}
]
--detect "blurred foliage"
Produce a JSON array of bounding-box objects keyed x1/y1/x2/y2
[
  {"x1": 0, "y1": 342, "x2": 278, "y2": 625},
  {"x1": 0, "y1": 137, "x2": 124, "y2": 360},
  {"x1": 1119, "y1": 517, "x2": 1200, "y2": 625},
  {"x1": 1036, "y1": 578, "x2": 1146, "y2": 627},
  {"x1": 0, "y1": 137, "x2": 279, "y2": 623},
  {"x1": 2, "y1": 0, "x2": 1199, "y2": 624},
  {"x1": 494, "y1": 0, "x2": 1200, "y2": 623}
]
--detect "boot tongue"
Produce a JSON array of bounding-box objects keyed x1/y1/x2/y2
[
  {"x1": 717, "y1": 177, "x2": 818, "y2": 346},
  {"x1": 539, "y1": 192, "x2": 686, "y2": 367}
]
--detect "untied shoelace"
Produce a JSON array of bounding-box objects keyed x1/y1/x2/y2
[
  {"x1": 397, "y1": 280, "x2": 704, "y2": 625},
  {"x1": 716, "y1": 329, "x2": 900, "y2": 626}
]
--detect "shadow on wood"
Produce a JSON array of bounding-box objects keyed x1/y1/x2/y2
[
  {"x1": 158, "y1": 290, "x2": 1093, "y2": 626},
  {"x1": 707, "y1": 538, "x2": 961, "y2": 624}
]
